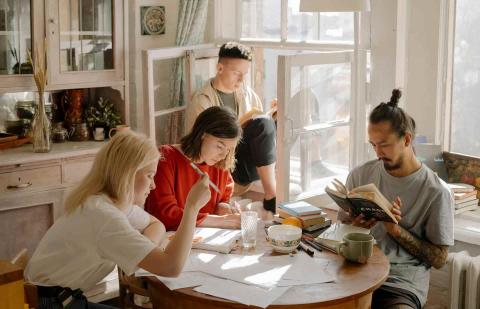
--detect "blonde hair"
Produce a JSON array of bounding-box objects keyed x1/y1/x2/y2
[{"x1": 64, "y1": 131, "x2": 160, "y2": 214}]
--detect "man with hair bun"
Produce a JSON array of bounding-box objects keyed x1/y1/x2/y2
[
  {"x1": 339, "y1": 89, "x2": 454, "y2": 309},
  {"x1": 186, "y1": 41, "x2": 277, "y2": 216}
]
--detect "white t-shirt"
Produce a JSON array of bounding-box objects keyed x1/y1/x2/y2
[{"x1": 25, "y1": 195, "x2": 158, "y2": 291}]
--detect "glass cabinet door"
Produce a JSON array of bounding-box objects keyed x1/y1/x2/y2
[
  {"x1": 0, "y1": 0, "x2": 32, "y2": 76},
  {"x1": 0, "y1": 0, "x2": 43, "y2": 91},
  {"x1": 46, "y1": 0, "x2": 123, "y2": 86}
]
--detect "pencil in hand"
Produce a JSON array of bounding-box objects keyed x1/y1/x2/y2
[{"x1": 189, "y1": 162, "x2": 221, "y2": 194}]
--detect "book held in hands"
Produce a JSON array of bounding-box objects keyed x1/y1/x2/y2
[{"x1": 325, "y1": 178, "x2": 398, "y2": 224}]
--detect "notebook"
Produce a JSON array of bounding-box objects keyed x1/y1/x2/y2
[
  {"x1": 163, "y1": 227, "x2": 242, "y2": 254},
  {"x1": 278, "y1": 201, "x2": 323, "y2": 216}
]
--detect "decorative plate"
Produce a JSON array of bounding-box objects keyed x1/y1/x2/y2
[{"x1": 141, "y1": 6, "x2": 166, "y2": 35}]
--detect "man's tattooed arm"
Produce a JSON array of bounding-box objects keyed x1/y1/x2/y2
[{"x1": 388, "y1": 225, "x2": 449, "y2": 269}]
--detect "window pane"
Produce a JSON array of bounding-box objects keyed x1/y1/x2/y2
[
  {"x1": 289, "y1": 126, "x2": 349, "y2": 199},
  {"x1": 451, "y1": 0, "x2": 480, "y2": 156},
  {"x1": 0, "y1": 0, "x2": 32, "y2": 75},
  {"x1": 193, "y1": 56, "x2": 217, "y2": 91},
  {"x1": 155, "y1": 110, "x2": 185, "y2": 145},
  {"x1": 241, "y1": 0, "x2": 280, "y2": 40},
  {"x1": 289, "y1": 63, "x2": 350, "y2": 129},
  {"x1": 152, "y1": 56, "x2": 187, "y2": 111},
  {"x1": 260, "y1": 49, "x2": 310, "y2": 108},
  {"x1": 285, "y1": 56, "x2": 352, "y2": 199},
  {"x1": 59, "y1": 0, "x2": 113, "y2": 72},
  {"x1": 287, "y1": 0, "x2": 353, "y2": 43}
]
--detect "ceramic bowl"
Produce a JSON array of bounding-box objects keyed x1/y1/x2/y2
[{"x1": 266, "y1": 225, "x2": 302, "y2": 253}]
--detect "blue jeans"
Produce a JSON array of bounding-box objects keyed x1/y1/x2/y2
[{"x1": 38, "y1": 296, "x2": 117, "y2": 309}]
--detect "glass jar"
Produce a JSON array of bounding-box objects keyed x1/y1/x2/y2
[
  {"x1": 51, "y1": 122, "x2": 68, "y2": 143},
  {"x1": 16, "y1": 100, "x2": 35, "y2": 120},
  {"x1": 69, "y1": 122, "x2": 89, "y2": 141}
]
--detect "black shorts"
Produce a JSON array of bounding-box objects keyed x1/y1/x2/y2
[
  {"x1": 372, "y1": 285, "x2": 422, "y2": 309},
  {"x1": 233, "y1": 116, "x2": 276, "y2": 185}
]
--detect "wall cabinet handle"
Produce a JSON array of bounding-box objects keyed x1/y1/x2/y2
[{"x1": 7, "y1": 182, "x2": 32, "y2": 189}]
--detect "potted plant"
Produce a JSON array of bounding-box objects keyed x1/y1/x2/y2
[{"x1": 85, "y1": 97, "x2": 121, "y2": 139}]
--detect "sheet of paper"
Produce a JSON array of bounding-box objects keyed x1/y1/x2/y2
[
  {"x1": 277, "y1": 253, "x2": 336, "y2": 286},
  {"x1": 183, "y1": 251, "x2": 335, "y2": 288},
  {"x1": 187, "y1": 252, "x2": 296, "y2": 288},
  {"x1": 193, "y1": 276, "x2": 289, "y2": 308}
]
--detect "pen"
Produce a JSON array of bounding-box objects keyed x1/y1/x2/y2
[
  {"x1": 302, "y1": 239, "x2": 323, "y2": 252},
  {"x1": 189, "y1": 162, "x2": 221, "y2": 194},
  {"x1": 298, "y1": 241, "x2": 315, "y2": 257}
]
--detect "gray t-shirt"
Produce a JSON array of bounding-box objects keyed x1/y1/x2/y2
[
  {"x1": 216, "y1": 89, "x2": 237, "y2": 116},
  {"x1": 344, "y1": 159, "x2": 454, "y2": 306}
]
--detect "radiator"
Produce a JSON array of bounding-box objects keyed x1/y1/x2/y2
[{"x1": 448, "y1": 251, "x2": 480, "y2": 309}]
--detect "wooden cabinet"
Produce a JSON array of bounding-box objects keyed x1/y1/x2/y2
[
  {"x1": 0, "y1": 0, "x2": 127, "y2": 92},
  {"x1": 0, "y1": 142, "x2": 101, "y2": 260},
  {"x1": 0, "y1": 161, "x2": 62, "y2": 194}
]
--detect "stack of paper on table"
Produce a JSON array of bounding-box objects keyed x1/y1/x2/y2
[
  {"x1": 136, "y1": 251, "x2": 336, "y2": 308},
  {"x1": 162, "y1": 227, "x2": 241, "y2": 254}
]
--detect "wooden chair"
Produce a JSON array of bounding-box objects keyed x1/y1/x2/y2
[
  {"x1": 118, "y1": 268, "x2": 152, "y2": 309},
  {"x1": 10, "y1": 248, "x2": 38, "y2": 309}
]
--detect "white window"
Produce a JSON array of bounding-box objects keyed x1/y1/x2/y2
[
  {"x1": 449, "y1": 0, "x2": 480, "y2": 156},
  {"x1": 216, "y1": 0, "x2": 369, "y2": 202}
]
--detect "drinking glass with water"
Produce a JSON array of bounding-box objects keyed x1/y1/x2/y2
[{"x1": 241, "y1": 211, "x2": 258, "y2": 248}]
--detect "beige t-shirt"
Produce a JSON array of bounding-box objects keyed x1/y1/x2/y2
[{"x1": 25, "y1": 195, "x2": 157, "y2": 291}]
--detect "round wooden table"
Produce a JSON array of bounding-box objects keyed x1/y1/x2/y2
[{"x1": 144, "y1": 226, "x2": 390, "y2": 309}]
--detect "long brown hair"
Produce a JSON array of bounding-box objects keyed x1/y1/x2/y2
[{"x1": 181, "y1": 106, "x2": 241, "y2": 170}]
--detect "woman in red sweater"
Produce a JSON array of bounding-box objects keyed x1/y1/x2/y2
[{"x1": 145, "y1": 106, "x2": 242, "y2": 230}]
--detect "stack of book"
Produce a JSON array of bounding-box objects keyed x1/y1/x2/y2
[
  {"x1": 275, "y1": 201, "x2": 331, "y2": 238},
  {"x1": 448, "y1": 183, "x2": 479, "y2": 215}
]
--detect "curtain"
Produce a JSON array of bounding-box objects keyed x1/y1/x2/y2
[{"x1": 166, "y1": 0, "x2": 209, "y2": 144}]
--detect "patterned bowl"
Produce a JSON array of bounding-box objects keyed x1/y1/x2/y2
[{"x1": 266, "y1": 225, "x2": 302, "y2": 253}]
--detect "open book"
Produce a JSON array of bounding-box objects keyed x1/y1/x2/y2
[
  {"x1": 325, "y1": 179, "x2": 398, "y2": 223},
  {"x1": 314, "y1": 223, "x2": 371, "y2": 253},
  {"x1": 238, "y1": 108, "x2": 264, "y2": 126}
]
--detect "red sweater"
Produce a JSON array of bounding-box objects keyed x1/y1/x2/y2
[{"x1": 145, "y1": 145, "x2": 233, "y2": 231}]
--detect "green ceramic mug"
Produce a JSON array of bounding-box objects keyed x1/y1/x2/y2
[{"x1": 338, "y1": 233, "x2": 374, "y2": 263}]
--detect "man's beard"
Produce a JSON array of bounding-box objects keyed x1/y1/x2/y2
[{"x1": 381, "y1": 157, "x2": 403, "y2": 171}]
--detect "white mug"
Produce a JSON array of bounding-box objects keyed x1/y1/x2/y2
[{"x1": 94, "y1": 127, "x2": 105, "y2": 141}]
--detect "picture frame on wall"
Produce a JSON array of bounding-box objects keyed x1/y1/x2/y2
[{"x1": 140, "y1": 6, "x2": 166, "y2": 35}]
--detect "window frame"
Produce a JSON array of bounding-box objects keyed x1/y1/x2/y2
[{"x1": 214, "y1": 0, "x2": 370, "y2": 205}]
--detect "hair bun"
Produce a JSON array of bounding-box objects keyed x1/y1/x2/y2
[{"x1": 388, "y1": 89, "x2": 402, "y2": 107}]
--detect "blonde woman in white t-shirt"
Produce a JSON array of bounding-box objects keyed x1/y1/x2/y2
[{"x1": 25, "y1": 131, "x2": 211, "y2": 309}]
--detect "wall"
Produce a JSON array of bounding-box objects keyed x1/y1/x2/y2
[
  {"x1": 370, "y1": 0, "x2": 442, "y2": 144},
  {"x1": 404, "y1": 0, "x2": 442, "y2": 143},
  {"x1": 370, "y1": 0, "x2": 401, "y2": 111},
  {"x1": 128, "y1": 0, "x2": 214, "y2": 132}
]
